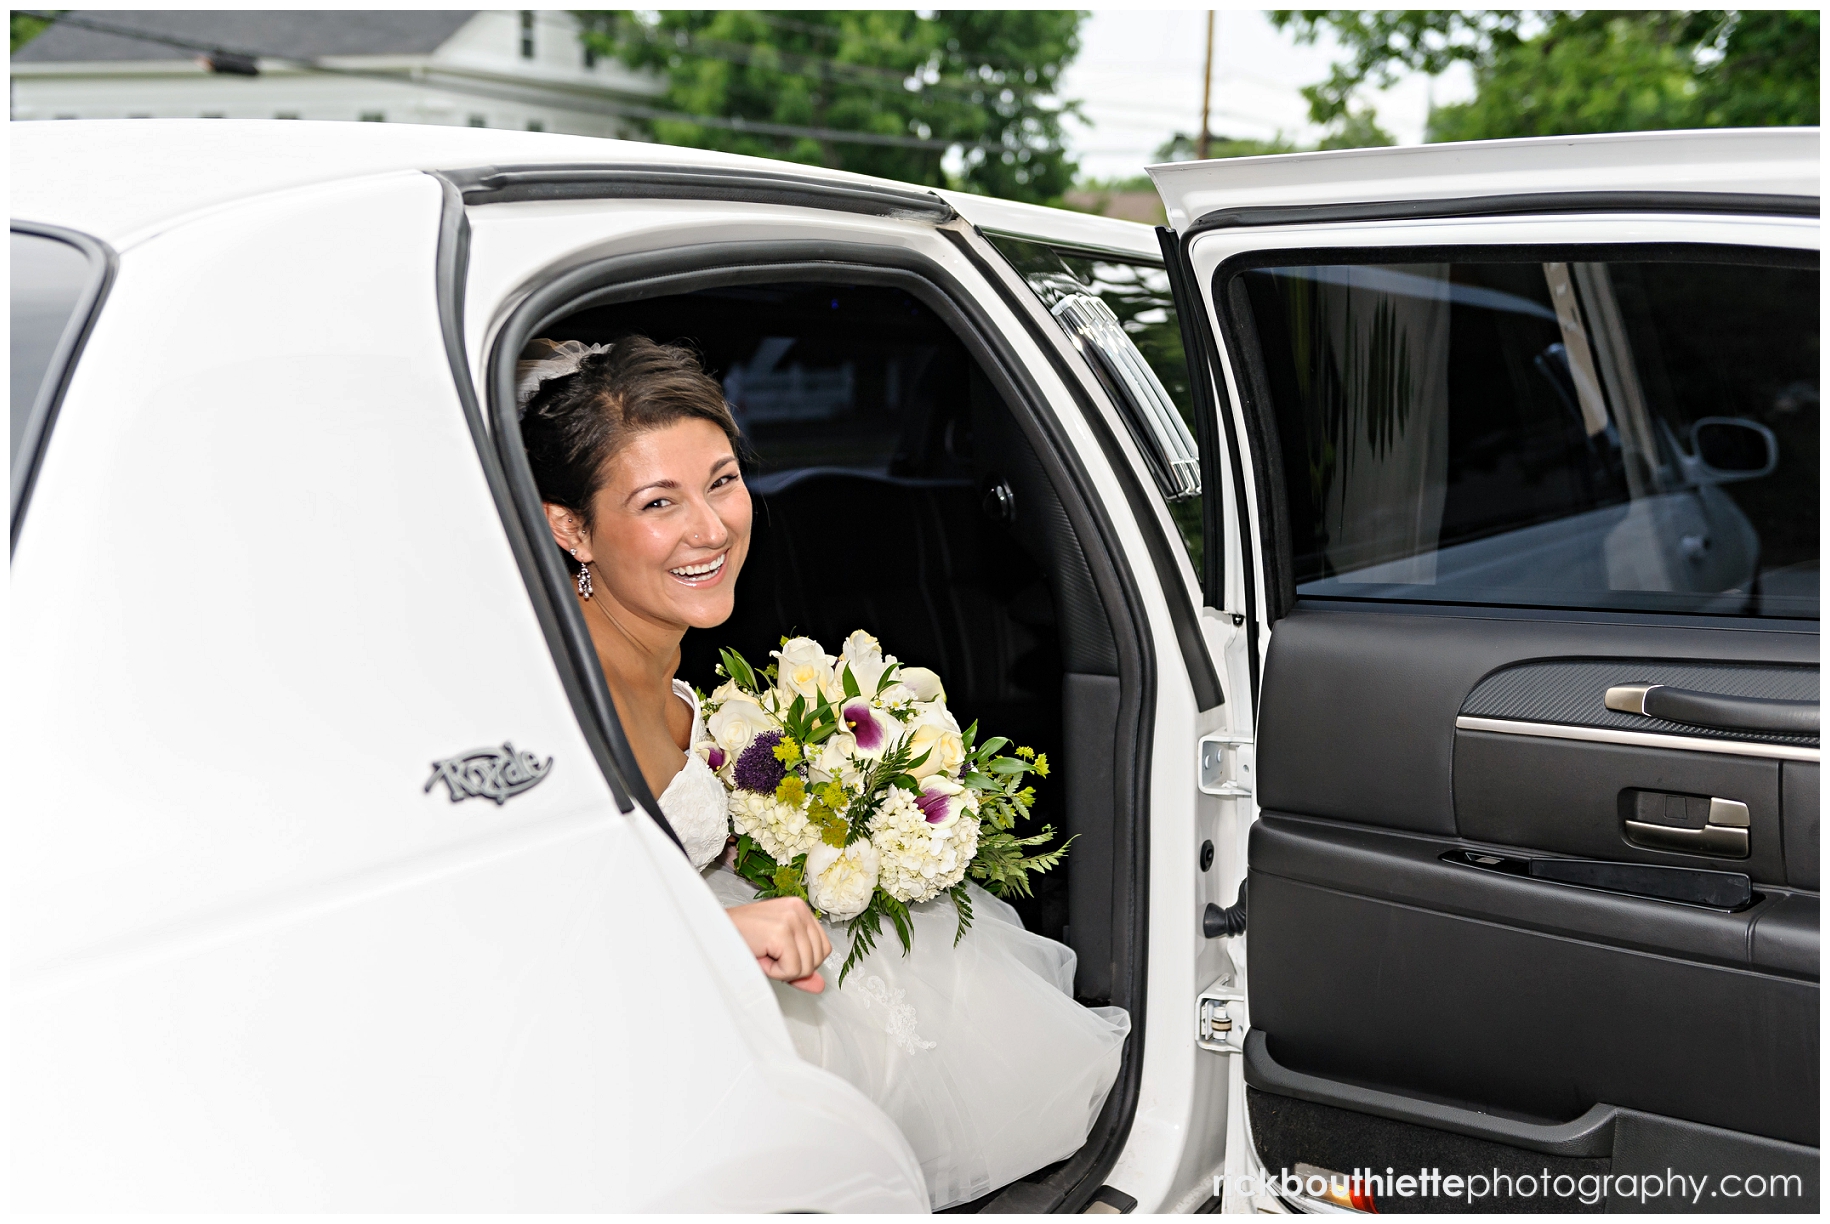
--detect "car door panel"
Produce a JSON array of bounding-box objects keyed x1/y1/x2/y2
[
  {"x1": 1255, "y1": 605, "x2": 1817, "y2": 834},
  {"x1": 1782, "y1": 762, "x2": 1820, "y2": 888},
  {"x1": 1249, "y1": 818, "x2": 1816, "y2": 1143},
  {"x1": 1247, "y1": 605, "x2": 1819, "y2": 1158},
  {"x1": 1153, "y1": 161, "x2": 1820, "y2": 1207}
]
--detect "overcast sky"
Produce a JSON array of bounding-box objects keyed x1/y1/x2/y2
[{"x1": 1058, "y1": 8, "x2": 1476, "y2": 182}]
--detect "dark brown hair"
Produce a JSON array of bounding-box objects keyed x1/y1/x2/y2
[{"x1": 520, "y1": 336, "x2": 742, "y2": 554}]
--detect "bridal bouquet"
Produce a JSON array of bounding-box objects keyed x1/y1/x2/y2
[{"x1": 700, "y1": 630, "x2": 1069, "y2": 983}]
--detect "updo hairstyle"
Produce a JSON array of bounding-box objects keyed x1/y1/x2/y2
[{"x1": 519, "y1": 335, "x2": 743, "y2": 576}]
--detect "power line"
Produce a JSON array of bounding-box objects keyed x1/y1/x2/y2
[{"x1": 15, "y1": 10, "x2": 1050, "y2": 155}]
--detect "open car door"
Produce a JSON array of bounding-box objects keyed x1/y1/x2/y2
[{"x1": 1155, "y1": 129, "x2": 1819, "y2": 1214}]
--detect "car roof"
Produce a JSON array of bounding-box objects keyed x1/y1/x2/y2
[
  {"x1": 1149, "y1": 127, "x2": 1820, "y2": 231},
  {"x1": 8, "y1": 118, "x2": 1158, "y2": 254}
]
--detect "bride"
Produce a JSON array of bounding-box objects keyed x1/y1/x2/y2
[{"x1": 517, "y1": 336, "x2": 1130, "y2": 1210}]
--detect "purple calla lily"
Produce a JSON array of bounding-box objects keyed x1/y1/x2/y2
[
  {"x1": 706, "y1": 745, "x2": 726, "y2": 770},
  {"x1": 915, "y1": 788, "x2": 953, "y2": 824},
  {"x1": 841, "y1": 700, "x2": 886, "y2": 753}
]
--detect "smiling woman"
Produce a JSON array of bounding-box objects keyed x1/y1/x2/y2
[{"x1": 510, "y1": 308, "x2": 1133, "y2": 1209}]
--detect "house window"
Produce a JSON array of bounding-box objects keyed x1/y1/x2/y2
[
  {"x1": 128, "y1": 113, "x2": 151, "y2": 119},
  {"x1": 583, "y1": 45, "x2": 597, "y2": 69},
  {"x1": 525, "y1": 118, "x2": 545, "y2": 132},
  {"x1": 468, "y1": 114, "x2": 488, "y2": 128},
  {"x1": 275, "y1": 111, "x2": 300, "y2": 120},
  {"x1": 359, "y1": 111, "x2": 385, "y2": 122},
  {"x1": 200, "y1": 112, "x2": 225, "y2": 119},
  {"x1": 520, "y1": 10, "x2": 534, "y2": 58}
]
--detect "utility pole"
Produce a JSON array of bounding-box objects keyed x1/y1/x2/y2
[{"x1": 1196, "y1": 10, "x2": 1214, "y2": 160}]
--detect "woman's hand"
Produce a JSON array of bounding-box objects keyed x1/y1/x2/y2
[{"x1": 728, "y1": 898, "x2": 832, "y2": 993}]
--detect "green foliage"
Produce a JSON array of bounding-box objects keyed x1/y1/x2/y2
[
  {"x1": 1315, "y1": 107, "x2": 1396, "y2": 149},
  {"x1": 1271, "y1": 10, "x2": 1819, "y2": 143},
  {"x1": 1692, "y1": 10, "x2": 1820, "y2": 128},
  {"x1": 577, "y1": 10, "x2": 1087, "y2": 204},
  {"x1": 1153, "y1": 131, "x2": 1303, "y2": 161},
  {"x1": 837, "y1": 890, "x2": 913, "y2": 986},
  {"x1": 12, "y1": 11, "x2": 55, "y2": 52}
]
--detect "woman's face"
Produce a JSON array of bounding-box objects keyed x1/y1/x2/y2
[{"x1": 561, "y1": 417, "x2": 751, "y2": 632}]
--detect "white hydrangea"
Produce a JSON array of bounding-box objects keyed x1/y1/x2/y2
[
  {"x1": 804, "y1": 839, "x2": 880, "y2": 920},
  {"x1": 869, "y1": 786, "x2": 980, "y2": 904},
  {"x1": 729, "y1": 791, "x2": 820, "y2": 863}
]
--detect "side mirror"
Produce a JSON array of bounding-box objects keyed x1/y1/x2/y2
[
  {"x1": 1050, "y1": 293, "x2": 1201, "y2": 502},
  {"x1": 1689, "y1": 416, "x2": 1779, "y2": 483}
]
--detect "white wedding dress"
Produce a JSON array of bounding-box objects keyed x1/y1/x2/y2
[{"x1": 659, "y1": 682, "x2": 1131, "y2": 1210}]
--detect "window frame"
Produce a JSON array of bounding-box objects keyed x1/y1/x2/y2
[
  {"x1": 981, "y1": 232, "x2": 1226, "y2": 609},
  {"x1": 10, "y1": 221, "x2": 117, "y2": 553},
  {"x1": 1210, "y1": 238, "x2": 1820, "y2": 624},
  {"x1": 443, "y1": 224, "x2": 1162, "y2": 1213}
]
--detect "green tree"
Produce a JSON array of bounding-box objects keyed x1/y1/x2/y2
[
  {"x1": 577, "y1": 10, "x2": 1086, "y2": 204},
  {"x1": 1270, "y1": 10, "x2": 1818, "y2": 142}
]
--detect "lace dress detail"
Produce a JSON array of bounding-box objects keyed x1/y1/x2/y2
[
  {"x1": 656, "y1": 680, "x2": 730, "y2": 870},
  {"x1": 858, "y1": 975, "x2": 936, "y2": 1055}
]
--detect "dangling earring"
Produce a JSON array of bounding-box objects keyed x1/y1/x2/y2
[{"x1": 576, "y1": 562, "x2": 594, "y2": 601}]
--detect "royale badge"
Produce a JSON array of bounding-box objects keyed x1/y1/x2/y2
[{"x1": 425, "y1": 743, "x2": 553, "y2": 806}]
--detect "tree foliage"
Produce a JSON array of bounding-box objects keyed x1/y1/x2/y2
[
  {"x1": 576, "y1": 10, "x2": 1085, "y2": 204},
  {"x1": 12, "y1": 11, "x2": 55, "y2": 53},
  {"x1": 1271, "y1": 10, "x2": 1819, "y2": 142}
]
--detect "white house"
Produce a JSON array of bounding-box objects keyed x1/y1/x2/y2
[{"x1": 11, "y1": 10, "x2": 662, "y2": 137}]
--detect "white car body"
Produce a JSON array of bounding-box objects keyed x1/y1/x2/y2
[{"x1": 11, "y1": 121, "x2": 1817, "y2": 1213}]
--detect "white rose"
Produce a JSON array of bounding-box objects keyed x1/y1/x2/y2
[
  {"x1": 897, "y1": 666, "x2": 947, "y2": 704},
  {"x1": 773, "y1": 636, "x2": 834, "y2": 704},
  {"x1": 843, "y1": 655, "x2": 892, "y2": 699},
  {"x1": 804, "y1": 839, "x2": 880, "y2": 920},
  {"x1": 707, "y1": 697, "x2": 774, "y2": 758},
  {"x1": 709, "y1": 678, "x2": 745, "y2": 706},
  {"x1": 903, "y1": 703, "x2": 963, "y2": 778},
  {"x1": 839, "y1": 630, "x2": 883, "y2": 666},
  {"x1": 809, "y1": 736, "x2": 848, "y2": 784}
]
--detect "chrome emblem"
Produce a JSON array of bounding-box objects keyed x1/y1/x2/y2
[{"x1": 425, "y1": 743, "x2": 553, "y2": 806}]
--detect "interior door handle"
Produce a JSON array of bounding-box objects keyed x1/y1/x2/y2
[{"x1": 1604, "y1": 683, "x2": 1819, "y2": 735}]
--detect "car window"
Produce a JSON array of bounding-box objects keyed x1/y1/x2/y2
[
  {"x1": 552, "y1": 283, "x2": 970, "y2": 482},
  {"x1": 1238, "y1": 252, "x2": 1818, "y2": 619},
  {"x1": 989, "y1": 234, "x2": 1204, "y2": 582},
  {"x1": 10, "y1": 229, "x2": 100, "y2": 465}
]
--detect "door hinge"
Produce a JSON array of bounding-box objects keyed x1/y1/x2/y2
[
  {"x1": 1197, "y1": 978, "x2": 1246, "y2": 1054},
  {"x1": 1198, "y1": 733, "x2": 1254, "y2": 798}
]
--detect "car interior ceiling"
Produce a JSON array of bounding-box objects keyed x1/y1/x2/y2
[{"x1": 543, "y1": 282, "x2": 1129, "y2": 1006}]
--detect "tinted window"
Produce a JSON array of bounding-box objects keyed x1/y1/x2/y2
[
  {"x1": 11, "y1": 230, "x2": 98, "y2": 465},
  {"x1": 544, "y1": 283, "x2": 974, "y2": 481},
  {"x1": 991, "y1": 235, "x2": 1205, "y2": 581},
  {"x1": 1241, "y1": 253, "x2": 1818, "y2": 618}
]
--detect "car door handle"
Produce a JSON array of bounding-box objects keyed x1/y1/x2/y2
[{"x1": 1604, "y1": 683, "x2": 1818, "y2": 735}]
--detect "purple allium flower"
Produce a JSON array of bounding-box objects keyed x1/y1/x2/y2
[
  {"x1": 705, "y1": 746, "x2": 726, "y2": 770},
  {"x1": 841, "y1": 700, "x2": 886, "y2": 752},
  {"x1": 732, "y1": 731, "x2": 786, "y2": 794}
]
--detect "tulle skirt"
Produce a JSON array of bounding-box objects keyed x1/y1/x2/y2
[{"x1": 704, "y1": 867, "x2": 1130, "y2": 1210}]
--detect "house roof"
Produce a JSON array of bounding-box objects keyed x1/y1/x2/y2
[{"x1": 12, "y1": 10, "x2": 479, "y2": 63}]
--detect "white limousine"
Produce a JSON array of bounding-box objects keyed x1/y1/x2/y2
[{"x1": 13, "y1": 121, "x2": 1819, "y2": 1213}]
